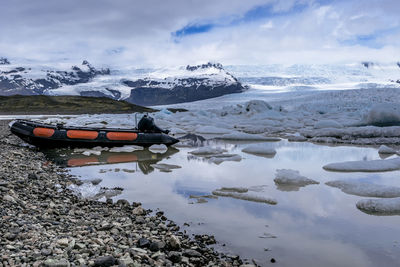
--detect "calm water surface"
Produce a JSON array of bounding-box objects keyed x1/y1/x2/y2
[{"x1": 46, "y1": 140, "x2": 400, "y2": 267}]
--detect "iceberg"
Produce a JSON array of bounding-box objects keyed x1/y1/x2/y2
[
  {"x1": 356, "y1": 198, "x2": 400, "y2": 216},
  {"x1": 212, "y1": 189, "x2": 277, "y2": 205},
  {"x1": 242, "y1": 144, "x2": 276, "y2": 157},
  {"x1": 378, "y1": 145, "x2": 397, "y2": 155},
  {"x1": 323, "y1": 157, "x2": 400, "y2": 172},
  {"x1": 274, "y1": 169, "x2": 319, "y2": 186},
  {"x1": 216, "y1": 131, "x2": 280, "y2": 141},
  {"x1": 195, "y1": 125, "x2": 231, "y2": 134},
  {"x1": 326, "y1": 180, "x2": 400, "y2": 198},
  {"x1": 149, "y1": 144, "x2": 168, "y2": 153},
  {"x1": 208, "y1": 154, "x2": 242, "y2": 164},
  {"x1": 363, "y1": 103, "x2": 400, "y2": 126},
  {"x1": 109, "y1": 145, "x2": 143, "y2": 153},
  {"x1": 151, "y1": 163, "x2": 182, "y2": 172},
  {"x1": 314, "y1": 120, "x2": 343, "y2": 129},
  {"x1": 189, "y1": 147, "x2": 227, "y2": 155}
]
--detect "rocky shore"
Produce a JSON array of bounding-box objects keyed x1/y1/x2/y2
[{"x1": 0, "y1": 120, "x2": 250, "y2": 267}]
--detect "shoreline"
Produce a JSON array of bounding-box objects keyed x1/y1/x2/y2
[{"x1": 0, "y1": 120, "x2": 248, "y2": 267}]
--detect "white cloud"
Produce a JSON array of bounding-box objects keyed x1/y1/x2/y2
[{"x1": 1, "y1": 0, "x2": 399, "y2": 66}]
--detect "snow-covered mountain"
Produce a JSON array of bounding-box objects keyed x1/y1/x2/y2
[
  {"x1": 122, "y1": 62, "x2": 246, "y2": 105},
  {"x1": 0, "y1": 59, "x2": 110, "y2": 96},
  {"x1": 0, "y1": 60, "x2": 246, "y2": 106}
]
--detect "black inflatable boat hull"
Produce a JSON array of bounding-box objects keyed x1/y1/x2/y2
[{"x1": 10, "y1": 120, "x2": 179, "y2": 148}]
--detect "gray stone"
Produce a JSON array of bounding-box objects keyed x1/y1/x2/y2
[
  {"x1": 43, "y1": 259, "x2": 70, "y2": 267},
  {"x1": 132, "y1": 206, "x2": 145, "y2": 215},
  {"x1": 168, "y1": 251, "x2": 182, "y2": 263},
  {"x1": 149, "y1": 241, "x2": 165, "y2": 252},
  {"x1": 138, "y1": 238, "x2": 150, "y2": 248},
  {"x1": 40, "y1": 248, "x2": 52, "y2": 256},
  {"x1": 183, "y1": 249, "x2": 202, "y2": 258},
  {"x1": 93, "y1": 255, "x2": 117, "y2": 267},
  {"x1": 167, "y1": 235, "x2": 181, "y2": 250}
]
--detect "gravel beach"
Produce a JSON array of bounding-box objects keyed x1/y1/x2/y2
[{"x1": 0, "y1": 120, "x2": 248, "y2": 267}]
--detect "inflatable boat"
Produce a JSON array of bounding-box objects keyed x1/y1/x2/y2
[{"x1": 9, "y1": 120, "x2": 179, "y2": 148}]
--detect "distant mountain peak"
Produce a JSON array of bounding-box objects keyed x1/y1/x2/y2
[
  {"x1": 186, "y1": 62, "x2": 224, "y2": 71},
  {"x1": 361, "y1": 61, "x2": 374, "y2": 68},
  {"x1": 0, "y1": 57, "x2": 10, "y2": 65}
]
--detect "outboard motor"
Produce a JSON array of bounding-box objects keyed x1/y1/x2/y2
[{"x1": 138, "y1": 115, "x2": 170, "y2": 134}]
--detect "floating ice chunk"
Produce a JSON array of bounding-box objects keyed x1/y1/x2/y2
[
  {"x1": 149, "y1": 144, "x2": 168, "y2": 153},
  {"x1": 151, "y1": 163, "x2": 182, "y2": 172},
  {"x1": 314, "y1": 120, "x2": 343, "y2": 129},
  {"x1": 195, "y1": 125, "x2": 231, "y2": 134},
  {"x1": 67, "y1": 183, "x2": 101, "y2": 199},
  {"x1": 82, "y1": 150, "x2": 101, "y2": 156},
  {"x1": 217, "y1": 132, "x2": 280, "y2": 141},
  {"x1": 209, "y1": 154, "x2": 242, "y2": 164},
  {"x1": 378, "y1": 145, "x2": 397, "y2": 154},
  {"x1": 356, "y1": 198, "x2": 400, "y2": 215},
  {"x1": 75, "y1": 146, "x2": 108, "y2": 156},
  {"x1": 323, "y1": 157, "x2": 400, "y2": 172},
  {"x1": 363, "y1": 103, "x2": 400, "y2": 126},
  {"x1": 84, "y1": 178, "x2": 102, "y2": 185},
  {"x1": 67, "y1": 183, "x2": 122, "y2": 200},
  {"x1": 169, "y1": 127, "x2": 186, "y2": 135},
  {"x1": 220, "y1": 100, "x2": 273, "y2": 116},
  {"x1": 326, "y1": 180, "x2": 400, "y2": 198},
  {"x1": 219, "y1": 187, "x2": 248, "y2": 193},
  {"x1": 274, "y1": 169, "x2": 319, "y2": 186},
  {"x1": 242, "y1": 144, "x2": 276, "y2": 157},
  {"x1": 189, "y1": 147, "x2": 227, "y2": 155},
  {"x1": 109, "y1": 145, "x2": 143, "y2": 153},
  {"x1": 287, "y1": 135, "x2": 307, "y2": 142},
  {"x1": 212, "y1": 190, "x2": 277, "y2": 205}
]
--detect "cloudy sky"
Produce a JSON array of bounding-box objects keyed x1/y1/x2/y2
[{"x1": 1, "y1": 0, "x2": 399, "y2": 66}]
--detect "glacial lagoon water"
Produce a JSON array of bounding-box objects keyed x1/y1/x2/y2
[{"x1": 46, "y1": 140, "x2": 400, "y2": 267}]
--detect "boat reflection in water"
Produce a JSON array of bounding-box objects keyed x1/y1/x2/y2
[{"x1": 43, "y1": 147, "x2": 180, "y2": 174}]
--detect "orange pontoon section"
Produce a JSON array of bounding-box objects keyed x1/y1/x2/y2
[
  {"x1": 67, "y1": 157, "x2": 99, "y2": 167},
  {"x1": 33, "y1": 127, "x2": 55, "y2": 138},
  {"x1": 106, "y1": 132, "x2": 138, "y2": 141},
  {"x1": 67, "y1": 130, "x2": 99, "y2": 140},
  {"x1": 107, "y1": 154, "x2": 138, "y2": 164}
]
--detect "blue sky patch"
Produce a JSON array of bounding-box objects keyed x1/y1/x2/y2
[{"x1": 173, "y1": 1, "x2": 310, "y2": 39}]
